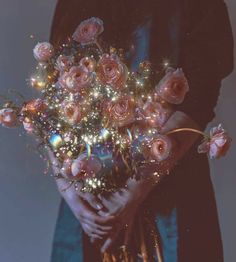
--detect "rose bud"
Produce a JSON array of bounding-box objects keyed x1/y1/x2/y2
[
  {"x1": 55, "y1": 55, "x2": 74, "y2": 72},
  {"x1": 72, "y1": 17, "x2": 104, "y2": 45},
  {"x1": 33, "y1": 42, "x2": 54, "y2": 62},
  {"x1": 21, "y1": 99, "x2": 46, "y2": 116},
  {"x1": 79, "y1": 57, "x2": 96, "y2": 72},
  {"x1": 58, "y1": 66, "x2": 93, "y2": 93},
  {"x1": 97, "y1": 54, "x2": 128, "y2": 90},
  {"x1": 140, "y1": 101, "x2": 173, "y2": 130},
  {"x1": 70, "y1": 153, "x2": 102, "y2": 180},
  {"x1": 143, "y1": 134, "x2": 173, "y2": 162},
  {"x1": 106, "y1": 96, "x2": 136, "y2": 127},
  {"x1": 61, "y1": 100, "x2": 82, "y2": 125},
  {"x1": 22, "y1": 117, "x2": 34, "y2": 134},
  {"x1": 198, "y1": 124, "x2": 232, "y2": 159},
  {"x1": 155, "y1": 68, "x2": 189, "y2": 104},
  {"x1": 0, "y1": 108, "x2": 19, "y2": 128}
]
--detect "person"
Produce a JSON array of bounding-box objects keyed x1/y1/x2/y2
[{"x1": 48, "y1": 0, "x2": 234, "y2": 261}]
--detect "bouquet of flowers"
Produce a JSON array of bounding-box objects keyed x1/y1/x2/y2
[{"x1": 0, "y1": 17, "x2": 232, "y2": 194}]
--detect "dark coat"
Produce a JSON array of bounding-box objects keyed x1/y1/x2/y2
[{"x1": 50, "y1": 1, "x2": 234, "y2": 261}]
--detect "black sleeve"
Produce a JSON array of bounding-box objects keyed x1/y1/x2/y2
[{"x1": 177, "y1": 0, "x2": 234, "y2": 130}]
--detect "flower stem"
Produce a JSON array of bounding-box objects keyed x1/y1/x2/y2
[
  {"x1": 166, "y1": 128, "x2": 208, "y2": 138},
  {"x1": 95, "y1": 40, "x2": 103, "y2": 53}
]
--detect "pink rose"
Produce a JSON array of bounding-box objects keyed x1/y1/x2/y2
[
  {"x1": 106, "y1": 96, "x2": 136, "y2": 127},
  {"x1": 97, "y1": 54, "x2": 128, "y2": 89},
  {"x1": 143, "y1": 135, "x2": 172, "y2": 162},
  {"x1": 21, "y1": 99, "x2": 46, "y2": 116},
  {"x1": 72, "y1": 17, "x2": 104, "y2": 45},
  {"x1": 0, "y1": 108, "x2": 18, "y2": 128},
  {"x1": 61, "y1": 100, "x2": 82, "y2": 125},
  {"x1": 66, "y1": 153, "x2": 102, "y2": 180},
  {"x1": 155, "y1": 68, "x2": 189, "y2": 104},
  {"x1": 198, "y1": 124, "x2": 232, "y2": 159},
  {"x1": 33, "y1": 42, "x2": 54, "y2": 62},
  {"x1": 140, "y1": 101, "x2": 173, "y2": 129},
  {"x1": 55, "y1": 55, "x2": 74, "y2": 72},
  {"x1": 59, "y1": 66, "x2": 93, "y2": 93},
  {"x1": 79, "y1": 57, "x2": 96, "y2": 72},
  {"x1": 22, "y1": 117, "x2": 34, "y2": 134}
]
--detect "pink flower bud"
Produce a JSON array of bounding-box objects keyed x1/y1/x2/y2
[
  {"x1": 0, "y1": 108, "x2": 18, "y2": 128},
  {"x1": 73, "y1": 17, "x2": 104, "y2": 45},
  {"x1": 22, "y1": 117, "x2": 34, "y2": 134},
  {"x1": 33, "y1": 42, "x2": 54, "y2": 62},
  {"x1": 198, "y1": 124, "x2": 232, "y2": 159}
]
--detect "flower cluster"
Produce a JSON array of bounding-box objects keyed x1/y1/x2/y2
[{"x1": 0, "y1": 17, "x2": 232, "y2": 193}]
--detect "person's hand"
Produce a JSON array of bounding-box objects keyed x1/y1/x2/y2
[
  {"x1": 139, "y1": 110, "x2": 201, "y2": 175},
  {"x1": 160, "y1": 110, "x2": 200, "y2": 165},
  {"x1": 97, "y1": 177, "x2": 155, "y2": 253},
  {"x1": 97, "y1": 110, "x2": 201, "y2": 252},
  {"x1": 47, "y1": 149, "x2": 115, "y2": 241}
]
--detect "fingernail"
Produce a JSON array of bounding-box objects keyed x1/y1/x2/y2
[
  {"x1": 101, "y1": 245, "x2": 107, "y2": 253},
  {"x1": 96, "y1": 204, "x2": 103, "y2": 210},
  {"x1": 101, "y1": 239, "x2": 111, "y2": 253}
]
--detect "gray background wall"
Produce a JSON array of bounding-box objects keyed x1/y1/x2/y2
[{"x1": 0, "y1": 0, "x2": 235, "y2": 261}]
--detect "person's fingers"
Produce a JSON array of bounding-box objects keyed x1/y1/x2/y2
[
  {"x1": 75, "y1": 196, "x2": 116, "y2": 226},
  {"x1": 98, "y1": 192, "x2": 125, "y2": 215},
  {"x1": 79, "y1": 193, "x2": 104, "y2": 211},
  {"x1": 82, "y1": 221, "x2": 109, "y2": 237},
  {"x1": 72, "y1": 196, "x2": 113, "y2": 232},
  {"x1": 54, "y1": 175, "x2": 73, "y2": 192},
  {"x1": 80, "y1": 216, "x2": 111, "y2": 235},
  {"x1": 81, "y1": 223, "x2": 103, "y2": 240},
  {"x1": 79, "y1": 199, "x2": 116, "y2": 226},
  {"x1": 89, "y1": 233, "x2": 103, "y2": 240},
  {"x1": 100, "y1": 229, "x2": 120, "y2": 253},
  {"x1": 83, "y1": 210, "x2": 116, "y2": 226},
  {"x1": 47, "y1": 148, "x2": 58, "y2": 165},
  {"x1": 97, "y1": 210, "x2": 109, "y2": 217},
  {"x1": 90, "y1": 236, "x2": 100, "y2": 245},
  {"x1": 47, "y1": 148, "x2": 55, "y2": 161},
  {"x1": 80, "y1": 216, "x2": 114, "y2": 232},
  {"x1": 90, "y1": 235, "x2": 104, "y2": 246},
  {"x1": 47, "y1": 148, "x2": 61, "y2": 174}
]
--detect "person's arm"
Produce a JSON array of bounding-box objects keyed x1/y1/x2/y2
[
  {"x1": 98, "y1": 0, "x2": 234, "y2": 251},
  {"x1": 177, "y1": 0, "x2": 234, "y2": 130},
  {"x1": 107, "y1": 0, "x2": 234, "y2": 219},
  {"x1": 98, "y1": 111, "x2": 200, "y2": 252}
]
